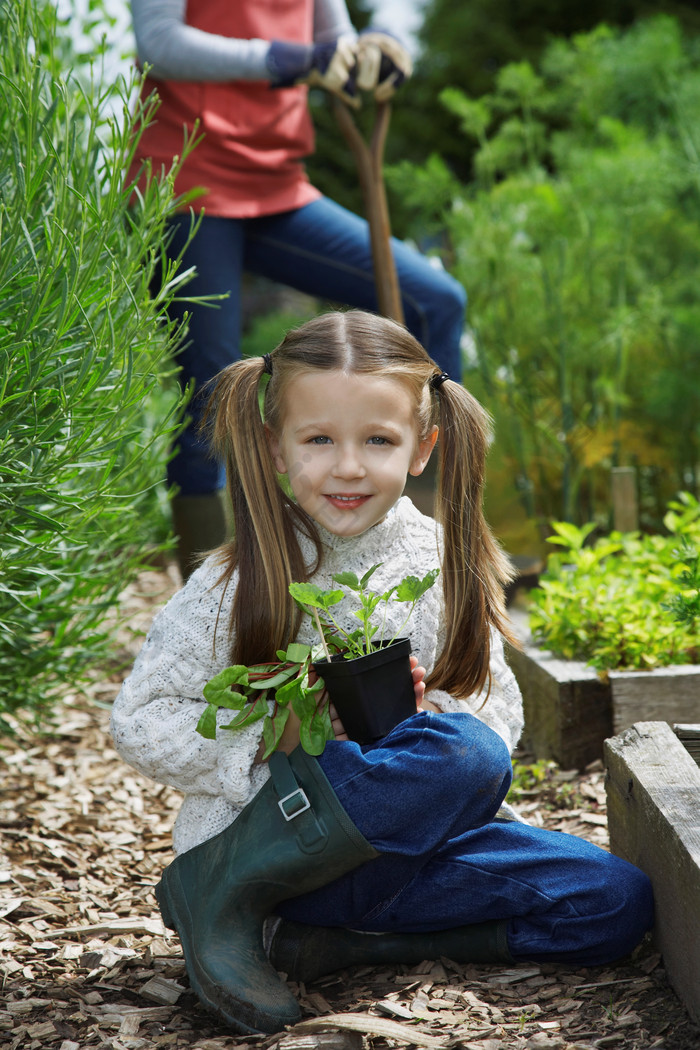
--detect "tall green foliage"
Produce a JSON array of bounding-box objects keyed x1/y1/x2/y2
[
  {"x1": 0, "y1": 0, "x2": 191, "y2": 732},
  {"x1": 388, "y1": 0, "x2": 700, "y2": 192},
  {"x1": 389, "y1": 16, "x2": 700, "y2": 545}
]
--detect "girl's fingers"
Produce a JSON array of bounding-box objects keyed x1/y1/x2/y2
[
  {"x1": 409, "y1": 655, "x2": 427, "y2": 709},
  {"x1": 329, "y1": 701, "x2": 349, "y2": 741},
  {"x1": 409, "y1": 654, "x2": 426, "y2": 682}
]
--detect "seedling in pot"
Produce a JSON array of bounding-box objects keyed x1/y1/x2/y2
[
  {"x1": 292, "y1": 564, "x2": 440, "y2": 745},
  {"x1": 289, "y1": 563, "x2": 440, "y2": 659},
  {"x1": 196, "y1": 563, "x2": 439, "y2": 756}
]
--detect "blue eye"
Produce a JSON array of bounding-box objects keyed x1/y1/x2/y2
[
  {"x1": 309, "y1": 435, "x2": 331, "y2": 445},
  {"x1": 368, "y1": 436, "x2": 390, "y2": 445}
]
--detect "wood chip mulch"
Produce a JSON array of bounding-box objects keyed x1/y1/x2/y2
[{"x1": 2, "y1": 566, "x2": 699, "y2": 1050}]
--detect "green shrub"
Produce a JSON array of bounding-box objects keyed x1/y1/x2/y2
[
  {"x1": 528, "y1": 493, "x2": 700, "y2": 670},
  {"x1": 388, "y1": 16, "x2": 700, "y2": 542},
  {"x1": 0, "y1": 0, "x2": 192, "y2": 733}
]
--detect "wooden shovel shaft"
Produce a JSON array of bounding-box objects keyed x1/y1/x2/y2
[{"x1": 333, "y1": 98, "x2": 405, "y2": 325}]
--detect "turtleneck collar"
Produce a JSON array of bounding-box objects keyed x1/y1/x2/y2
[{"x1": 296, "y1": 496, "x2": 418, "y2": 565}]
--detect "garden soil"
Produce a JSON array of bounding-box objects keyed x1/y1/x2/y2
[{"x1": 1, "y1": 566, "x2": 698, "y2": 1050}]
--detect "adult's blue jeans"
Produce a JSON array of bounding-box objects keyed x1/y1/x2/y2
[
  {"x1": 162, "y1": 198, "x2": 467, "y2": 495},
  {"x1": 277, "y1": 712, "x2": 654, "y2": 967}
]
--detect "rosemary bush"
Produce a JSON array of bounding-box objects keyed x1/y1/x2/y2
[{"x1": 0, "y1": 0, "x2": 192, "y2": 732}]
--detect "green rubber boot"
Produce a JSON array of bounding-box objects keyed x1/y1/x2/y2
[
  {"x1": 170, "y1": 492, "x2": 230, "y2": 582},
  {"x1": 270, "y1": 917, "x2": 513, "y2": 983},
  {"x1": 155, "y1": 747, "x2": 378, "y2": 1035}
]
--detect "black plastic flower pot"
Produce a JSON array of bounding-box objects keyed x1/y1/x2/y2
[{"x1": 313, "y1": 637, "x2": 416, "y2": 745}]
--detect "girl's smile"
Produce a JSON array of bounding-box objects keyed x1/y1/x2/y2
[{"x1": 267, "y1": 370, "x2": 438, "y2": 537}]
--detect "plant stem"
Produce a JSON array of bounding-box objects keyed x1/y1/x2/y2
[
  {"x1": 313, "y1": 607, "x2": 332, "y2": 661},
  {"x1": 389, "y1": 602, "x2": 416, "y2": 647}
]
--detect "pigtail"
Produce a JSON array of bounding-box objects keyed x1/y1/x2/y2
[
  {"x1": 205, "y1": 359, "x2": 317, "y2": 665},
  {"x1": 427, "y1": 380, "x2": 517, "y2": 700}
]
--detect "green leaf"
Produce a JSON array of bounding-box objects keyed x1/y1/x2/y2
[
  {"x1": 247, "y1": 665, "x2": 299, "y2": 691},
  {"x1": 299, "y1": 718, "x2": 332, "y2": 755},
  {"x1": 395, "y1": 568, "x2": 440, "y2": 602},
  {"x1": 298, "y1": 698, "x2": 334, "y2": 756},
  {"x1": 203, "y1": 681, "x2": 249, "y2": 709},
  {"x1": 290, "y1": 676, "x2": 323, "y2": 718},
  {"x1": 289, "y1": 581, "x2": 345, "y2": 610},
  {"x1": 260, "y1": 707, "x2": 290, "y2": 760},
  {"x1": 221, "y1": 697, "x2": 268, "y2": 730},
  {"x1": 284, "y1": 642, "x2": 313, "y2": 663},
  {"x1": 547, "y1": 521, "x2": 596, "y2": 551},
  {"x1": 195, "y1": 704, "x2": 218, "y2": 739},
  {"x1": 274, "y1": 674, "x2": 306, "y2": 708},
  {"x1": 359, "y1": 563, "x2": 382, "y2": 588},
  {"x1": 332, "y1": 571, "x2": 360, "y2": 590},
  {"x1": 203, "y1": 665, "x2": 250, "y2": 705}
]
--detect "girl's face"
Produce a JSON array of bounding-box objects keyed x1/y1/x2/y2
[{"x1": 267, "y1": 370, "x2": 438, "y2": 538}]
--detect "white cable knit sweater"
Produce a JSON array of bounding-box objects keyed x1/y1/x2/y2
[{"x1": 111, "y1": 497, "x2": 524, "y2": 855}]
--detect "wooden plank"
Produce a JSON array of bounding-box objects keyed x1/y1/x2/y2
[
  {"x1": 675, "y1": 724, "x2": 700, "y2": 738},
  {"x1": 506, "y1": 642, "x2": 612, "y2": 769},
  {"x1": 604, "y1": 721, "x2": 700, "y2": 1024},
  {"x1": 609, "y1": 667, "x2": 700, "y2": 733},
  {"x1": 675, "y1": 723, "x2": 700, "y2": 766},
  {"x1": 611, "y1": 466, "x2": 639, "y2": 532}
]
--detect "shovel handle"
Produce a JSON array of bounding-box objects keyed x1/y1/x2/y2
[{"x1": 333, "y1": 98, "x2": 405, "y2": 325}]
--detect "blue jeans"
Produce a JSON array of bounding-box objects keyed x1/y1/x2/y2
[
  {"x1": 277, "y1": 712, "x2": 654, "y2": 966},
  {"x1": 162, "y1": 199, "x2": 467, "y2": 494}
]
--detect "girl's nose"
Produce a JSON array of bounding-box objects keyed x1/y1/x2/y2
[{"x1": 332, "y1": 445, "x2": 366, "y2": 479}]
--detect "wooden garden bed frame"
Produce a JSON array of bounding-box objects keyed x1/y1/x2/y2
[
  {"x1": 605, "y1": 721, "x2": 700, "y2": 1025},
  {"x1": 506, "y1": 613, "x2": 700, "y2": 769}
]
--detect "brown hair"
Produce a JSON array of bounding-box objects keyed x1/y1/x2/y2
[{"x1": 205, "y1": 309, "x2": 515, "y2": 699}]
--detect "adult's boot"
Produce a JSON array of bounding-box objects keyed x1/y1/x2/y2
[
  {"x1": 270, "y1": 917, "x2": 513, "y2": 983},
  {"x1": 155, "y1": 746, "x2": 378, "y2": 1035},
  {"x1": 170, "y1": 491, "x2": 230, "y2": 581}
]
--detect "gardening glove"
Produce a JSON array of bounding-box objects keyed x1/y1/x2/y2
[
  {"x1": 266, "y1": 36, "x2": 360, "y2": 108},
  {"x1": 356, "y1": 30, "x2": 412, "y2": 101}
]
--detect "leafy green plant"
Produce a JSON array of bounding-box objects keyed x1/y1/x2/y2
[
  {"x1": 662, "y1": 538, "x2": 700, "y2": 638},
  {"x1": 290, "y1": 564, "x2": 440, "y2": 660},
  {"x1": 509, "y1": 758, "x2": 584, "y2": 811},
  {"x1": 388, "y1": 16, "x2": 700, "y2": 544},
  {"x1": 196, "y1": 564, "x2": 439, "y2": 756},
  {"x1": 196, "y1": 642, "x2": 329, "y2": 758},
  {"x1": 0, "y1": 0, "x2": 196, "y2": 734},
  {"x1": 528, "y1": 493, "x2": 700, "y2": 669}
]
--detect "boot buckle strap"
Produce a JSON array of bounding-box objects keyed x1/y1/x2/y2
[{"x1": 278, "y1": 787, "x2": 311, "y2": 821}]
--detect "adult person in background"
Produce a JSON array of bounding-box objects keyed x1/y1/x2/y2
[{"x1": 128, "y1": 0, "x2": 467, "y2": 580}]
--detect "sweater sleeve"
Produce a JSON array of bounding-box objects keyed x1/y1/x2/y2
[
  {"x1": 131, "y1": 0, "x2": 270, "y2": 81},
  {"x1": 110, "y1": 560, "x2": 266, "y2": 809},
  {"x1": 131, "y1": 0, "x2": 356, "y2": 82},
  {"x1": 313, "y1": 0, "x2": 355, "y2": 42}
]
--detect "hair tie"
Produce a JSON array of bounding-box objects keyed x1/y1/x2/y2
[
  {"x1": 262, "y1": 353, "x2": 273, "y2": 376},
  {"x1": 430, "y1": 371, "x2": 449, "y2": 391}
]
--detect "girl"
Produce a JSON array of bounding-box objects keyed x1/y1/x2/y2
[{"x1": 111, "y1": 310, "x2": 653, "y2": 1036}]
